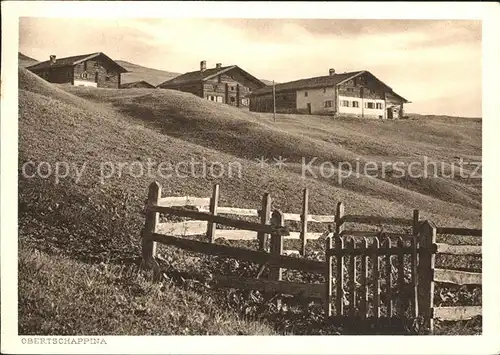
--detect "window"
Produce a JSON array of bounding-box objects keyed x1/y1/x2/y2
[
  {"x1": 324, "y1": 100, "x2": 333, "y2": 108},
  {"x1": 347, "y1": 88, "x2": 354, "y2": 93},
  {"x1": 352, "y1": 101, "x2": 359, "y2": 108},
  {"x1": 341, "y1": 100, "x2": 350, "y2": 107},
  {"x1": 216, "y1": 96, "x2": 223, "y2": 103},
  {"x1": 94, "y1": 62, "x2": 100, "y2": 68},
  {"x1": 83, "y1": 61, "x2": 87, "y2": 71},
  {"x1": 376, "y1": 103, "x2": 383, "y2": 109},
  {"x1": 105, "y1": 76, "x2": 110, "y2": 82},
  {"x1": 230, "y1": 86, "x2": 235, "y2": 91},
  {"x1": 365, "y1": 102, "x2": 375, "y2": 109},
  {"x1": 304, "y1": 91, "x2": 308, "y2": 97},
  {"x1": 81, "y1": 72, "x2": 88, "y2": 79},
  {"x1": 230, "y1": 97, "x2": 235, "y2": 103}
]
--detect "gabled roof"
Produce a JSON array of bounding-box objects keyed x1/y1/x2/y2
[
  {"x1": 250, "y1": 70, "x2": 409, "y2": 103},
  {"x1": 250, "y1": 71, "x2": 363, "y2": 96},
  {"x1": 26, "y1": 52, "x2": 128, "y2": 73},
  {"x1": 120, "y1": 80, "x2": 155, "y2": 88},
  {"x1": 158, "y1": 65, "x2": 266, "y2": 89}
]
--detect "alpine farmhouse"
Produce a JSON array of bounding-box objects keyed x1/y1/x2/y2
[
  {"x1": 249, "y1": 69, "x2": 409, "y2": 119},
  {"x1": 157, "y1": 61, "x2": 267, "y2": 108},
  {"x1": 26, "y1": 52, "x2": 128, "y2": 88}
]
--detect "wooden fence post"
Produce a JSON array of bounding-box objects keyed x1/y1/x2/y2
[
  {"x1": 300, "y1": 188, "x2": 309, "y2": 256},
  {"x1": 270, "y1": 210, "x2": 284, "y2": 281},
  {"x1": 396, "y1": 237, "x2": 406, "y2": 318},
  {"x1": 335, "y1": 202, "x2": 345, "y2": 236},
  {"x1": 384, "y1": 236, "x2": 393, "y2": 318},
  {"x1": 257, "y1": 193, "x2": 271, "y2": 252},
  {"x1": 334, "y1": 201, "x2": 345, "y2": 318},
  {"x1": 371, "y1": 237, "x2": 381, "y2": 322},
  {"x1": 325, "y1": 235, "x2": 333, "y2": 317},
  {"x1": 360, "y1": 238, "x2": 369, "y2": 320},
  {"x1": 412, "y1": 209, "x2": 420, "y2": 236},
  {"x1": 142, "y1": 181, "x2": 161, "y2": 270},
  {"x1": 410, "y1": 234, "x2": 419, "y2": 318},
  {"x1": 334, "y1": 232, "x2": 345, "y2": 317},
  {"x1": 418, "y1": 220, "x2": 437, "y2": 333},
  {"x1": 207, "y1": 184, "x2": 220, "y2": 243},
  {"x1": 347, "y1": 237, "x2": 356, "y2": 318},
  {"x1": 270, "y1": 209, "x2": 284, "y2": 309}
]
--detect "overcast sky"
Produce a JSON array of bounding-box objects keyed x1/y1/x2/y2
[{"x1": 19, "y1": 18, "x2": 481, "y2": 117}]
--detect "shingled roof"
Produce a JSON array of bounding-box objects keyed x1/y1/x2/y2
[
  {"x1": 250, "y1": 71, "x2": 363, "y2": 96},
  {"x1": 158, "y1": 65, "x2": 265, "y2": 89},
  {"x1": 26, "y1": 52, "x2": 127, "y2": 73},
  {"x1": 249, "y1": 70, "x2": 408, "y2": 103},
  {"x1": 120, "y1": 80, "x2": 155, "y2": 89}
]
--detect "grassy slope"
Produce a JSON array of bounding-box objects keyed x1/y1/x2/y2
[
  {"x1": 19, "y1": 52, "x2": 38, "y2": 68},
  {"x1": 116, "y1": 60, "x2": 181, "y2": 86},
  {"x1": 18, "y1": 69, "x2": 275, "y2": 335},
  {"x1": 18, "y1": 68, "x2": 481, "y2": 335},
  {"x1": 62, "y1": 84, "x2": 481, "y2": 226}
]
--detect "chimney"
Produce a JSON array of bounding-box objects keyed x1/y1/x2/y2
[
  {"x1": 216, "y1": 63, "x2": 222, "y2": 69},
  {"x1": 329, "y1": 68, "x2": 335, "y2": 76},
  {"x1": 200, "y1": 60, "x2": 207, "y2": 72},
  {"x1": 50, "y1": 55, "x2": 57, "y2": 64}
]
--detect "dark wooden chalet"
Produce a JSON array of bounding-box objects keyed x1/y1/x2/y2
[
  {"x1": 26, "y1": 52, "x2": 127, "y2": 89},
  {"x1": 157, "y1": 61, "x2": 266, "y2": 108},
  {"x1": 120, "y1": 80, "x2": 156, "y2": 89},
  {"x1": 249, "y1": 69, "x2": 409, "y2": 119}
]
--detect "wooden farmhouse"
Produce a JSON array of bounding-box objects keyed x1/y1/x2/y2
[
  {"x1": 157, "y1": 61, "x2": 266, "y2": 108},
  {"x1": 249, "y1": 69, "x2": 409, "y2": 119},
  {"x1": 120, "y1": 80, "x2": 156, "y2": 89},
  {"x1": 26, "y1": 52, "x2": 127, "y2": 89}
]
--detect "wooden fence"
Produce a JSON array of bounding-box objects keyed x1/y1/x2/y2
[
  {"x1": 140, "y1": 181, "x2": 482, "y2": 334},
  {"x1": 155, "y1": 183, "x2": 336, "y2": 255},
  {"x1": 425, "y1": 222, "x2": 482, "y2": 331},
  {"x1": 141, "y1": 182, "x2": 325, "y2": 304}
]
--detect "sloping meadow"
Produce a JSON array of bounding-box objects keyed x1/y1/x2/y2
[{"x1": 17, "y1": 68, "x2": 481, "y2": 334}]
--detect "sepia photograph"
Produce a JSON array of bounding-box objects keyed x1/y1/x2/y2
[{"x1": 2, "y1": 1, "x2": 500, "y2": 354}]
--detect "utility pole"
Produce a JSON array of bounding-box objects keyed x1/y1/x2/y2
[{"x1": 272, "y1": 80, "x2": 276, "y2": 122}]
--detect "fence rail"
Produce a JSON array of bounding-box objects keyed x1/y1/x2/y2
[
  {"x1": 147, "y1": 232, "x2": 324, "y2": 274},
  {"x1": 433, "y1": 269, "x2": 482, "y2": 286},
  {"x1": 141, "y1": 181, "x2": 482, "y2": 334},
  {"x1": 150, "y1": 205, "x2": 289, "y2": 236},
  {"x1": 436, "y1": 227, "x2": 482, "y2": 237},
  {"x1": 433, "y1": 306, "x2": 482, "y2": 321},
  {"x1": 213, "y1": 275, "x2": 325, "y2": 300},
  {"x1": 435, "y1": 243, "x2": 482, "y2": 256}
]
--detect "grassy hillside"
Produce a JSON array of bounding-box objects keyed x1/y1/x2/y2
[
  {"x1": 116, "y1": 60, "x2": 181, "y2": 86},
  {"x1": 18, "y1": 68, "x2": 481, "y2": 335},
  {"x1": 19, "y1": 52, "x2": 38, "y2": 68}
]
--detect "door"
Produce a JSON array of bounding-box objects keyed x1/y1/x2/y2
[
  {"x1": 307, "y1": 103, "x2": 312, "y2": 114},
  {"x1": 387, "y1": 107, "x2": 393, "y2": 119},
  {"x1": 95, "y1": 72, "x2": 99, "y2": 83}
]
